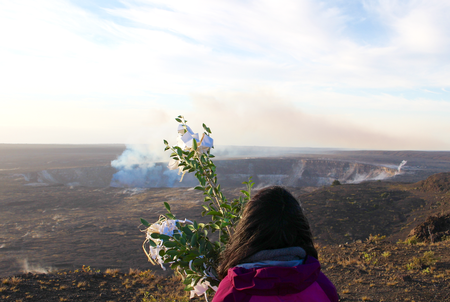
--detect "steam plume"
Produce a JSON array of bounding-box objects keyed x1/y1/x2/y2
[
  {"x1": 110, "y1": 144, "x2": 180, "y2": 188},
  {"x1": 20, "y1": 258, "x2": 53, "y2": 274},
  {"x1": 397, "y1": 160, "x2": 407, "y2": 173}
]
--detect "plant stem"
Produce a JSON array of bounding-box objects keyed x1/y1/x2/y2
[{"x1": 196, "y1": 153, "x2": 232, "y2": 237}]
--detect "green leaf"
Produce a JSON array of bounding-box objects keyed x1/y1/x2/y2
[
  {"x1": 175, "y1": 118, "x2": 182, "y2": 123},
  {"x1": 159, "y1": 234, "x2": 171, "y2": 241},
  {"x1": 148, "y1": 240, "x2": 156, "y2": 247},
  {"x1": 184, "y1": 251, "x2": 200, "y2": 261},
  {"x1": 220, "y1": 234, "x2": 228, "y2": 244},
  {"x1": 206, "y1": 210, "x2": 222, "y2": 217},
  {"x1": 164, "y1": 241, "x2": 178, "y2": 248},
  {"x1": 202, "y1": 123, "x2": 211, "y2": 134},
  {"x1": 140, "y1": 218, "x2": 150, "y2": 227},
  {"x1": 207, "y1": 187, "x2": 213, "y2": 196},
  {"x1": 192, "y1": 138, "x2": 198, "y2": 150},
  {"x1": 199, "y1": 240, "x2": 205, "y2": 254},
  {"x1": 194, "y1": 186, "x2": 204, "y2": 191},
  {"x1": 187, "y1": 151, "x2": 195, "y2": 159},
  {"x1": 150, "y1": 233, "x2": 160, "y2": 239},
  {"x1": 228, "y1": 213, "x2": 237, "y2": 219},
  {"x1": 193, "y1": 257, "x2": 204, "y2": 266},
  {"x1": 163, "y1": 139, "x2": 169, "y2": 145},
  {"x1": 190, "y1": 233, "x2": 198, "y2": 247},
  {"x1": 182, "y1": 226, "x2": 193, "y2": 237},
  {"x1": 166, "y1": 213, "x2": 175, "y2": 220},
  {"x1": 166, "y1": 249, "x2": 179, "y2": 256},
  {"x1": 193, "y1": 274, "x2": 203, "y2": 286},
  {"x1": 220, "y1": 203, "x2": 232, "y2": 210},
  {"x1": 164, "y1": 146, "x2": 170, "y2": 151},
  {"x1": 164, "y1": 202, "x2": 171, "y2": 212}
]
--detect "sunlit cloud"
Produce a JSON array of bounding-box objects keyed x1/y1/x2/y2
[
  {"x1": 0, "y1": 0, "x2": 449, "y2": 149},
  {"x1": 186, "y1": 90, "x2": 447, "y2": 150}
]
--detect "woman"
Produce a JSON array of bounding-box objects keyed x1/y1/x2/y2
[{"x1": 213, "y1": 186, "x2": 339, "y2": 302}]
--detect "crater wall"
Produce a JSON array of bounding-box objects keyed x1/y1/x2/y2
[{"x1": 18, "y1": 158, "x2": 399, "y2": 188}]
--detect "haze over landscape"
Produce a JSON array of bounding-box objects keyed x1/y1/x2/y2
[
  {"x1": 1, "y1": 0, "x2": 450, "y2": 151},
  {"x1": 1, "y1": 2, "x2": 450, "y2": 301}
]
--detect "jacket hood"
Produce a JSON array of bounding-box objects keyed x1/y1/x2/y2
[{"x1": 227, "y1": 256, "x2": 320, "y2": 297}]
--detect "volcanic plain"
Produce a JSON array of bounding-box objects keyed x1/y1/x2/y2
[{"x1": 1, "y1": 144, "x2": 450, "y2": 301}]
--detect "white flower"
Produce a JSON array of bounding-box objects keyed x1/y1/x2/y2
[
  {"x1": 190, "y1": 280, "x2": 218, "y2": 300},
  {"x1": 167, "y1": 158, "x2": 179, "y2": 170},
  {"x1": 143, "y1": 218, "x2": 193, "y2": 270},
  {"x1": 168, "y1": 124, "x2": 214, "y2": 173},
  {"x1": 148, "y1": 245, "x2": 166, "y2": 270},
  {"x1": 148, "y1": 219, "x2": 180, "y2": 236}
]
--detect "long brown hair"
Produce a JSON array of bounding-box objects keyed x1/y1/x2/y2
[{"x1": 217, "y1": 186, "x2": 317, "y2": 279}]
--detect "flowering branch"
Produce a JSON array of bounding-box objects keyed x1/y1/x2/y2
[{"x1": 141, "y1": 115, "x2": 253, "y2": 300}]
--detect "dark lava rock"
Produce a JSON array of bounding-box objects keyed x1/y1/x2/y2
[
  {"x1": 400, "y1": 274, "x2": 412, "y2": 282},
  {"x1": 416, "y1": 172, "x2": 450, "y2": 193},
  {"x1": 408, "y1": 213, "x2": 450, "y2": 242}
]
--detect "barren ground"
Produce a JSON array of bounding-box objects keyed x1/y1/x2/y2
[{"x1": 0, "y1": 145, "x2": 449, "y2": 301}]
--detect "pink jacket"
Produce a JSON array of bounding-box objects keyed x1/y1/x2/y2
[{"x1": 212, "y1": 256, "x2": 339, "y2": 302}]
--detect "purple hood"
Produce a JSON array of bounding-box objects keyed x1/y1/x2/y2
[{"x1": 213, "y1": 256, "x2": 338, "y2": 302}]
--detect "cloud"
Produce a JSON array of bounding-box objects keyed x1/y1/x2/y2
[
  {"x1": 1, "y1": 88, "x2": 448, "y2": 150},
  {"x1": 1, "y1": 0, "x2": 450, "y2": 149},
  {"x1": 2, "y1": 0, "x2": 450, "y2": 94},
  {"x1": 362, "y1": 0, "x2": 450, "y2": 53},
  {"x1": 187, "y1": 89, "x2": 448, "y2": 150},
  {"x1": 0, "y1": 97, "x2": 175, "y2": 144}
]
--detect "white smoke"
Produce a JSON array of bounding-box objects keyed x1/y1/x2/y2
[
  {"x1": 212, "y1": 146, "x2": 335, "y2": 159},
  {"x1": 110, "y1": 144, "x2": 181, "y2": 188},
  {"x1": 111, "y1": 144, "x2": 160, "y2": 170},
  {"x1": 397, "y1": 160, "x2": 407, "y2": 173},
  {"x1": 20, "y1": 258, "x2": 53, "y2": 274},
  {"x1": 120, "y1": 188, "x2": 148, "y2": 195}
]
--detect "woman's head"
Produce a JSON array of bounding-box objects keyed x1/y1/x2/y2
[{"x1": 217, "y1": 186, "x2": 317, "y2": 279}]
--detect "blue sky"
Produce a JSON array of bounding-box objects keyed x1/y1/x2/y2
[{"x1": 1, "y1": 0, "x2": 449, "y2": 150}]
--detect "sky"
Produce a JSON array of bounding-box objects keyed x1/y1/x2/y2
[{"x1": 1, "y1": 0, "x2": 450, "y2": 150}]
